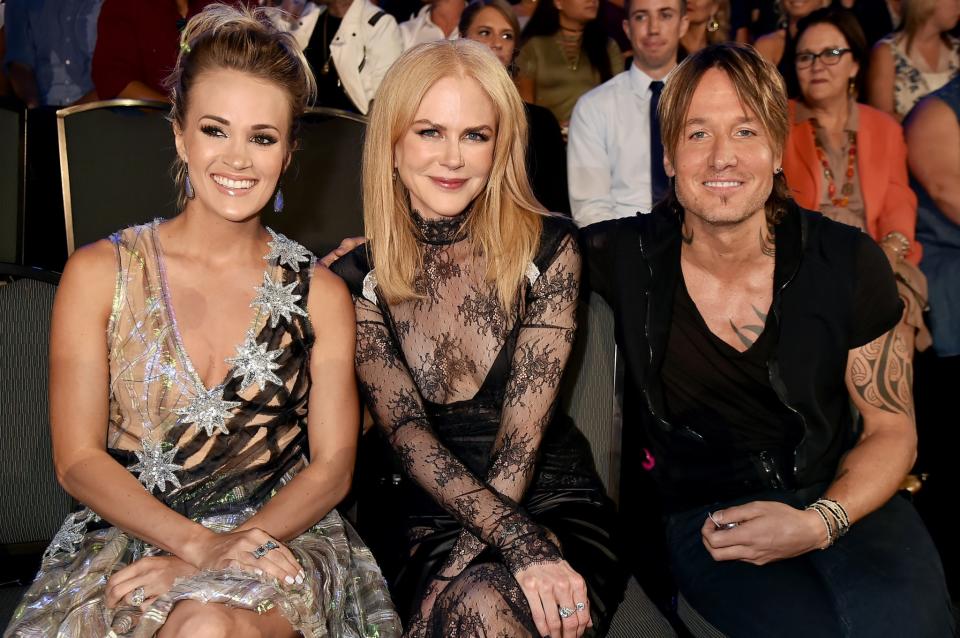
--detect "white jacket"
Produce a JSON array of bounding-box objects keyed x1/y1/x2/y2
[{"x1": 270, "y1": 0, "x2": 402, "y2": 114}]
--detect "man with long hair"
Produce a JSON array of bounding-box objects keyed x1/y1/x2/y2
[{"x1": 583, "y1": 42, "x2": 955, "y2": 636}]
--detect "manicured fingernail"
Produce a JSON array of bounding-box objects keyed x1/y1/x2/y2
[
  {"x1": 285, "y1": 575, "x2": 295, "y2": 585},
  {"x1": 295, "y1": 574, "x2": 304, "y2": 585},
  {"x1": 254, "y1": 568, "x2": 263, "y2": 576}
]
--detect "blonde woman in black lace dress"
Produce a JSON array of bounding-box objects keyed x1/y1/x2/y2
[
  {"x1": 331, "y1": 40, "x2": 625, "y2": 638},
  {"x1": 6, "y1": 6, "x2": 399, "y2": 637}
]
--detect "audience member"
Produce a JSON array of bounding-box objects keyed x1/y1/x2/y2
[
  {"x1": 92, "y1": 0, "x2": 229, "y2": 101},
  {"x1": 6, "y1": 6, "x2": 401, "y2": 636},
  {"x1": 517, "y1": 0, "x2": 622, "y2": 129},
  {"x1": 460, "y1": 0, "x2": 571, "y2": 214},
  {"x1": 267, "y1": 0, "x2": 402, "y2": 113},
  {"x1": 755, "y1": 0, "x2": 827, "y2": 97},
  {"x1": 680, "y1": 0, "x2": 729, "y2": 55},
  {"x1": 330, "y1": 39, "x2": 625, "y2": 638},
  {"x1": 868, "y1": 0, "x2": 960, "y2": 121},
  {"x1": 850, "y1": 0, "x2": 902, "y2": 48},
  {"x1": 568, "y1": 0, "x2": 688, "y2": 226},
  {"x1": 513, "y1": 0, "x2": 539, "y2": 28},
  {"x1": 784, "y1": 8, "x2": 929, "y2": 357},
  {"x1": 583, "y1": 42, "x2": 956, "y2": 637},
  {"x1": 598, "y1": 0, "x2": 633, "y2": 53},
  {"x1": 399, "y1": 0, "x2": 464, "y2": 49},
  {"x1": 905, "y1": 75, "x2": 960, "y2": 357},
  {"x1": 4, "y1": 0, "x2": 102, "y2": 108}
]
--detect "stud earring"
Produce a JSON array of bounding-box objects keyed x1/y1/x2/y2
[
  {"x1": 707, "y1": 14, "x2": 720, "y2": 32},
  {"x1": 274, "y1": 187, "x2": 284, "y2": 213},
  {"x1": 392, "y1": 168, "x2": 398, "y2": 182},
  {"x1": 184, "y1": 168, "x2": 195, "y2": 200}
]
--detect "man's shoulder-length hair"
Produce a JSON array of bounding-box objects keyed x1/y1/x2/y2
[{"x1": 658, "y1": 42, "x2": 792, "y2": 228}]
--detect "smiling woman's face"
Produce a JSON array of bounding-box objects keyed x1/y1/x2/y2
[
  {"x1": 394, "y1": 75, "x2": 497, "y2": 220},
  {"x1": 175, "y1": 68, "x2": 291, "y2": 222}
]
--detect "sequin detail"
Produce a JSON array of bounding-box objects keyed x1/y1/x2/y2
[
  {"x1": 252, "y1": 272, "x2": 309, "y2": 328},
  {"x1": 226, "y1": 333, "x2": 284, "y2": 391},
  {"x1": 362, "y1": 269, "x2": 379, "y2": 305},
  {"x1": 176, "y1": 384, "x2": 241, "y2": 436},
  {"x1": 44, "y1": 508, "x2": 99, "y2": 560},
  {"x1": 266, "y1": 227, "x2": 312, "y2": 272},
  {"x1": 128, "y1": 438, "x2": 182, "y2": 493}
]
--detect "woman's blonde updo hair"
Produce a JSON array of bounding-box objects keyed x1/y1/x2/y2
[
  {"x1": 165, "y1": 3, "x2": 317, "y2": 211},
  {"x1": 363, "y1": 39, "x2": 546, "y2": 310}
]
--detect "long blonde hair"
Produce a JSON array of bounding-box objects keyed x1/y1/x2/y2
[{"x1": 363, "y1": 39, "x2": 545, "y2": 310}]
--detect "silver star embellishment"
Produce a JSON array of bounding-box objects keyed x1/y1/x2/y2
[
  {"x1": 251, "y1": 272, "x2": 308, "y2": 328},
  {"x1": 128, "y1": 438, "x2": 182, "y2": 493},
  {"x1": 266, "y1": 228, "x2": 312, "y2": 272},
  {"x1": 176, "y1": 384, "x2": 241, "y2": 436},
  {"x1": 226, "y1": 333, "x2": 283, "y2": 391},
  {"x1": 44, "y1": 509, "x2": 97, "y2": 559}
]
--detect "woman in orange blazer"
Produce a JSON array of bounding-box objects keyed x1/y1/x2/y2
[{"x1": 783, "y1": 7, "x2": 930, "y2": 351}]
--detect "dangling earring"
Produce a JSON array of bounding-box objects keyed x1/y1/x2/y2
[
  {"x1": 707, "y1": 14, "x2": 720, "y2": 32},
  {"x1": 273, "y1": 187, "x2": 284, "y2": 213},
  {"x1": 848, "y1": 77, "x2": 856, "y2": 98},
  {"x1": 184, "y1": 168, "x2": 195, "y2": 200}
]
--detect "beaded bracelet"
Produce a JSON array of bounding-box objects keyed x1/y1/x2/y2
[
  {"x1": 882, "y1": 231, "x2": 910, "y2": 260},
  {"x1": 805, "y1": 498, "x2": 851, "y2": 549}
]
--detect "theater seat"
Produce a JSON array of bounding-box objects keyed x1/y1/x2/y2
[{"x1": 0, "y1": 264, "x2": 72, "y2": 629}]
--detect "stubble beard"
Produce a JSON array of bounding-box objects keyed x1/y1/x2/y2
[{"x1": 675, "y1": 178, "x2": 770, "y2": 228}]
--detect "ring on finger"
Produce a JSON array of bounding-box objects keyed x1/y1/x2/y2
[
  {"x1": 558, "y1": 606, "x2": 576, "y2": 619},
  {"x1": 130, "y1": 586, "x2": 145, "y2": 607},
  {"x1": 575, "y1": 601, "x2": 586, "y2": 611},
  {"x1": 251, "y1": 540, "x2": 280, "y2": 560}
]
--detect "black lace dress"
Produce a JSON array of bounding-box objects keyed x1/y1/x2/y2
[{"x1": 332, "y1": 212, "x2": 625, "y2": 636}]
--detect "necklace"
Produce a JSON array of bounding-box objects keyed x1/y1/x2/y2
[
  {"x1": 555, "y1": 31, "x2": 583, "y2": 71},
  {"x1": 813, "y1": 130, "x2": 857, "y2": 207},
  {"x1": 321, "y1": 11, "x2": 333, "y2": 75}
]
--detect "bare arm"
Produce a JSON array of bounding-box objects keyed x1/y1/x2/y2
[
  {"x1": 905, "y1": 97, "x2": 960, "y2": 226},
  {"x1": 50, "y1": 241, "x2": 212, "y2": 562},
  {"x1": 116, "y1": 81, "x2": 169, "y2": 102},
  {"x1": 236, "y1": 266, "x2": 359, "y2": 540},
  {"x1": 8, "y1": 62, "x2": 39, "y2": 107},
  {"x1": 868, "y1": 42, "x2": 898, "y2": 120}
]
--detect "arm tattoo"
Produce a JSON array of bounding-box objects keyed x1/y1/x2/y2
[
  {"x1": 730, "y1": 305, "x2": 768, "y2": 348},
  {"x1": 849, "y1": 327, "x2": 915, "y2": 419}
]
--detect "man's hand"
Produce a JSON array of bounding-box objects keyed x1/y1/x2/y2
[
  {"x1": 319, "y1": 236, "x2": 367, "y2": 268},
  {"x1": 701, "y1": 501, "x2": 829, "y2": 566}
]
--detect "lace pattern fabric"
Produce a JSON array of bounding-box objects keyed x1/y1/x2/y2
[
  {"x1": 338, "y1": 213, "x2": 625, "y2": 634},
  {"x1": 6, "y1": 223, "x2": 400, "y2": 638}
]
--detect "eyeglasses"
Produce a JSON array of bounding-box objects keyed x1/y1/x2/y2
[{"x1": 795, "y1": 48, "x2": 852, "y2": 68}]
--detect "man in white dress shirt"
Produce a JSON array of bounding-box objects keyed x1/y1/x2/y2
[
  {"x1": 398, "y1": 0, "x2": 464, "y2": 50},
  {"x1": 567, "y1": 0, "x2": 688, "y2": 227}
]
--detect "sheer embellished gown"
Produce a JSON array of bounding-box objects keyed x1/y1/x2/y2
[
  {"x1": 6, "y1": 223, "x2": 401, "y2": 638},
  {"x1": 332, "y1": 213, "x2": 625, "y2": 637}
]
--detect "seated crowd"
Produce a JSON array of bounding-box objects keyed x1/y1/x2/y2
[{"x1": 1, "y1": 1, "x2": 959, "y2": 637}]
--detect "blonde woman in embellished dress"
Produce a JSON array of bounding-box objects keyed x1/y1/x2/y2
[{"x1": 5, "y1": 6, "x2": 399, "y2": 638}]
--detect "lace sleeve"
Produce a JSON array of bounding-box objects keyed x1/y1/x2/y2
[
  {"x1": 354, "y1": 293, "x2": 562, "y2": 574},
  {"x1": 435, "y1": 235, "x2": 581, "y2": 578}
]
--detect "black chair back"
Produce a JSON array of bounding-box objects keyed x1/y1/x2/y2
[
  {"x1": 0, "y1": 104, "x2": 25, "y2": 263},
  {"x1": 57, "y1": 100, "x2": 176, "y2": 254},
  {"x1": 269, "y1": 107, "x2": 366, "y2": 257}
]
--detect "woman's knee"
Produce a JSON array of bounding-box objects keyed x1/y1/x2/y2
[{"x1": 159, "y1": 601, "x2": 241, "y2": 638}]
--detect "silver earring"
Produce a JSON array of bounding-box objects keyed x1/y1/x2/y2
[
  {"x1": 184, "y1": 169, "x2": 195, "y2": 199},
  {"x1": 273, "y1": 188, "x2": 284, "y2": 213},
  {"x1": 392, "y1": 168, "x2": 398, "y2": 182},
  {"x1": 775, "y1": 167, "x2": 783, "y2": 175}
]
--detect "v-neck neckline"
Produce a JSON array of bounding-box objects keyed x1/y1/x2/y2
[
  {"x1": 151, "y1": 222, "x2": 278, "y2": 394},
  {"x1": 679, "y1": 270, "x2": 772, "y2": 358}
]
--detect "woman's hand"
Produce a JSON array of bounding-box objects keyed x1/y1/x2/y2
[
  {"x1": 183, "y1": 527, "x2": 304, "y2": 586},
  {"x1": 513, "y1": 559, "x2": 591, "y2": 638},
  {"x1": 105, "y1": 555, "x2": 196, "y2": 609},
  {"x1": 701, "y1": 501, "x2": 828, "y2": 566}
]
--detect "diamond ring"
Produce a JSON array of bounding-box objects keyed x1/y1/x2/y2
[
  {"x1": 252, "y1": 539, "x2": 280, "y2": 559},
  {"x1": 575, "y1": 601, "x2": 586, "y2": 611},
  {"x1": 558, "y1": 606, "x2": 576, "y2": 619},
  {"x1": 130, "y1": 586, "x2": 145, "y2": 607}
]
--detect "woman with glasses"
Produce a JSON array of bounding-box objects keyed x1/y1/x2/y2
[{"x1": 783, "y1": 7, "x2": 930, "y2": 362}]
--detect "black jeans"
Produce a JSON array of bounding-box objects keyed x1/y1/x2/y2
[{"x1": 666, "y1": 486, "x2": 956, "y2": 637}]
